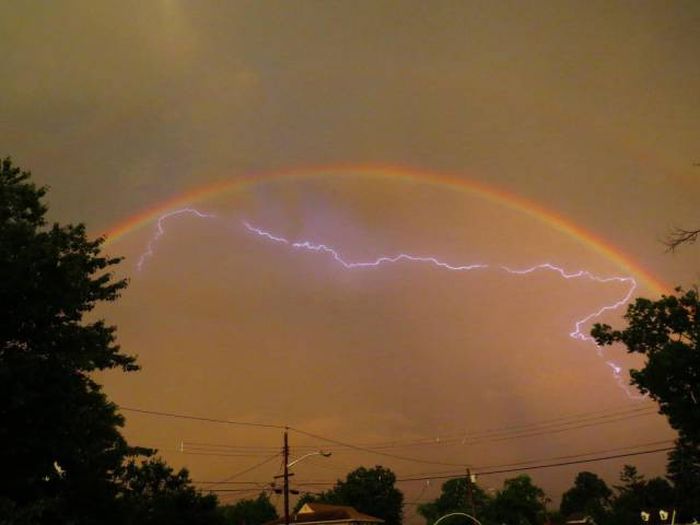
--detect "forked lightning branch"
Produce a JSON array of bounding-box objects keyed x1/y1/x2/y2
[{"x1": 136, "y1": 208, "x2": 641, "y2": 398}]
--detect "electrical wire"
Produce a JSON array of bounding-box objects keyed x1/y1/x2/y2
[
  {"x1": 285, "y1": 407, "x2": 658, "y2": 467},
  {"x1": 119, "y1": 403, "x2": 657, "y2": 454},
  {"x1": 207, "y1": 487, "x2": 273, "y2": 494},
  {"x1": 192, "y1": 439, "x2": 676, "y2": 490},
  {"x1": 287, "y1": 426, "x2": 471, "y2": 468},
  {"x1": 290, "y1": 439, "x2": 676, "y2": 487},
  {"x1": 167, "y1": 408, "x2": 657, "y2": 462},
  {"x1": 207, "y1": 453, "x2": 282, "y2": 487},
  {"x1": 343, "y1": 406, "x2": 657, "y2": 450},
  {"x1": 120, "y1": 406, "x2": 285, "y2": 430},
  {"x1": 470, "y1": 439, "x2": 674, "y2": 471},
  {"x1": 118, "y1": 404, "x2": 664, "y2": 470},
  {"x1": 192, "y1": 407, "x2": 657, "y2": 454},
  {"x1": 184, "y1": 451, "x2": 282, "y2": 458},
  {"x1": 455, "y1": 408, "x2": 658, "y2": 446},
  {"x1": 396, "y1": 446, "x2": 675, "y2": 482}
]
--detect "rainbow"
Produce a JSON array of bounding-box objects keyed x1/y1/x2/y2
[{"x1": 103, "y1": 165, "x2": 670, "y2": 295}]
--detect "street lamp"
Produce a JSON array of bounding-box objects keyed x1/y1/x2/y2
[
  {"x1": 287, "y1": 450, "x2": 332, "y2": 468},
  {"x1": 281, "y1": 431, "x2": 332, "y2": 525}
]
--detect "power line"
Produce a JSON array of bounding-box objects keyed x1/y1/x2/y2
[
  {"x1": 351, "y1": 406, "x2": 657, "y2": 450},
  {"x1": 119, "y1": 404, "x2": 664, "y2": 471},
  {"x1": 119, "y1": 403, "x2": 657, "y2": 454},
  {"x1": 290, "y1": 440, "x2": 676, "y2": 487},
  {"x1": 207, "y1": 487, "x2": 272, "y2": 494},
  {"x1": 396, "y1": 446, "x2": 674, "y2": 482},
  {"x1": 466, "y1": 439, "x2": 675, "y2": 471},
  {"x1": 283, "y1": 408, "x2": 658, "y2": 468},
  {"x1": 209, "y1": 406, "x2": 656, "y2": 453},
  {"x1": 193, "y1": 439, "x2": 676, "y2": 488},
  {"x1": 184, "y1": 451, "x2": 281, "y2": 458},
  {"x1": 120, "y1": 406, "x2": 285, "y2": 430},
  {"x1": 305, "y1": 404, "x2": 656, "y2": 451},
  {"x1": 130, "y1": 444, "x2": 279, "y2": 459},
  {"x1": 168, "y1": 407, "x2": 657, "y2": 461},
  {"x1": 208, "y1": 453, "x2": 282, "y2": 487},
  {"x1": 197, "y1": 480, "x2": 268, "y2": 485},
  {"x1": 288, "y1": 426, "x2": 471, "y2": 468},
  {"x1": 457, "y1": 408, "x2": 657, "y2": 446},
  {"x1": 383, "y1": 439, "x2": 676, "y2": 480},
  {"x1": 120, "y1": 407, "x2": 471, "y2": 467},
  {"x1": 184, "y1": 441, "x2": 285, "y2": 452}
]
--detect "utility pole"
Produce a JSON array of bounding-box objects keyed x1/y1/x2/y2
[
  {"x1": 466, "y1": 468, "x2": 476, "y2": 519},
  {"x1": 284, "y1": 429, "x2": 290, "y2": 525}
]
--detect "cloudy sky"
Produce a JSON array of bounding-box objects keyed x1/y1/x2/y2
[{"x1": 3, "y1": 0, "x2": 699, "y2": 514}]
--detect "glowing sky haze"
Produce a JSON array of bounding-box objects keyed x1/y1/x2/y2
[
  {"x1": 2, "y1": 0, "x2": 699, "y2": 515},
  {"x1": 135, "y1": 206, "x2": 643, "y2": 396}
]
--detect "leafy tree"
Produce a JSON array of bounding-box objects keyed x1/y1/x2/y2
[
  {"x1": 417, "y1": 477, "x2": 491, "y2": 525},
  {"x1": 297, "y1": 466, "x2": 403, "y2": 525},
  {"x1": 609, "y1": 465, "x2": 674, "y2": 525},
  {"x1": 592, "y1": 288, "x2": 700, "y2": 519},
  {"x1": 642, "y1": 477, "x2": 674, "y2": 509},
  {"x1": 486, "y1": 475, "x2": 546, "y2": 525},
  {"x1": 546, "y1": 510, "x2": 565, "y2": 525},
  {"x1": 609, "y1": 465, "x2": 646, "y2": 525},
  {"x1": 0, "y1": 158, "x2": 221, "y2": 524},
  {"x1": 614, "y1": 465, "x2": 645, "y2": 495},
  {"x1": 220, "y1": 492, "x2": 278, "y2": 525},
  {"x1": 559, "y1": 472, "x2": 611, "y2": 524},
  {"x1": 591, "y1": 288, "x2": 700, "y2": 447},
  {"x1": 667, "y1": 437, "x2": 700, "y2": 521},
  {"x1": 117, "y1": 458, "x2": 224, "y2": 525},
  {"x1": 0, "y1": 157, "x2": 138, "y2": 522}
]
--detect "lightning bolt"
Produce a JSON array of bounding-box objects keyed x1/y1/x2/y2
[
  {"x1": 136, "y1": 208, "x2": 216, "y2": 271},
  {"x1": 136, "y1": 209, "x2": 642, "y2": 397},
  {"x1": 243, "y1": 221, "x2": 641, "y2": 398}
]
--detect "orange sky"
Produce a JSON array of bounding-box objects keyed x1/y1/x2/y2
[{"x1": 2, "y1": 1, "x2": 699, "y2": 517}]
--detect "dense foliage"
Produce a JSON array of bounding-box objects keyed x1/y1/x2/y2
[
  {"x1": 417, "y1": 477, "x2": 490, "y2": 524},
  {"x1": 592, "y1": 288, "x2": 700, "y2": 446},
  {"x1": 666, "y1": 437, "x2": 700, "y2": 521},
  {"x1": 296, "y1": 466, "x2": 404, "y2": 525},
  {"x1": 486, "y1": 475, "x2": 546, "y2": 525},
  {"x1": 592, "y1": 288, "x2": 700, "y2": 520},
  {"x1": 417, "y1": 474, "x2": 547, "y2": 525},
  {"x1": 559, "y1": 472, "x2": 611, "y2": 524},
  {"x1": 0, "y1": 158, "x2": 220, "y2": 524},
  {"x1": 118, "y1": 458, "x2": 224, "y2": 525},
  {"x1": 0, "y1": 158, "x2": 138, "y2": 522},
  {"x1": 220, "y1": 492, "x2": 278, "y2": 525},
  {"x1": 556, "y1": 466, "x2": 677, "y2": 525}
]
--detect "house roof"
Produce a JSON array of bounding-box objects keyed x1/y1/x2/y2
[{"x1": 265, "y1": 503, "x2": 384, "y2": 525}]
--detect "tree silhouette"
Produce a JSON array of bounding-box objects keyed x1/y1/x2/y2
[
  {"x1": 664, "y1": 227, "x2": 700, "y2": 251},
  {"x1": 667, "y1": 437, "x2": 700, "y2": 521},
  {"x1": 592, "y1": 288, "x2": 700, "y2": 447},
  {"x1": 0, "y1": 157, "x2": 140, "y2": 522},
  {"x1": 417, "y1": 477, "x2": 491, "y2": 525},
  {"x1": 559, "y1": 471, "x2": 612, "y2": 524},
  {"x1": 0, "y1": 158, "x2": 220, "y2": 524},
  {"x1": 296, "y1": 466, "x2": 403, "y2": 525},
  {"x1": 220, "y1": 492, "x2": 278, "y2": 525},
  {"x1": 486, "y1": 475, "x2": 546, "y2": 525},
  {"x1": 117, "y1": 458, "x2": 223, "y2": 525}
]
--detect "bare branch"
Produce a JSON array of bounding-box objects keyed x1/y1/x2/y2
[{"x1": 664, "y1": 227, "x2": 700, "y2": 252}]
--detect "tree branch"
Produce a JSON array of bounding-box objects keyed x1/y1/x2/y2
[{"x1": 664, "y1": 227, "x2": 700, "y2": 252}]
